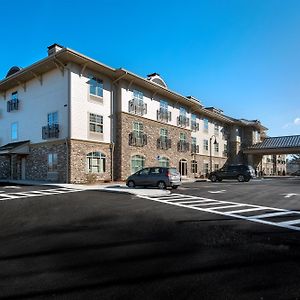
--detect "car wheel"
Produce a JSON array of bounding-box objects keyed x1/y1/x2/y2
[
  {"x1": 217, "y1": 178, "x2": 223, "y2": 182},
  {"x1": 172, "y1": 185, "x2": 179, "y2": 189},
  {"x1": 210, "y1": 175, "x2": 217, "y2": 182},
  {"x1": 245, "y1": 177, "x2": 250, "y2": 182},
  {"x1": 157, "y1": 181, "x2": 166, "y2": 189},
  {"x1": 127, "y1": 180, "x2": 135, "y2": 188},
  {"x1": 237, "y1": 174, "x2": 245, "y2": 182}
]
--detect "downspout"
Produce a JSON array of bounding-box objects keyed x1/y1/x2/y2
[
  {"x1": 110, "y1": 83, "x2": 114, "y2": 182},
  {"x1": 66, "y1": 67, "x2": 71, "y2": 183}
]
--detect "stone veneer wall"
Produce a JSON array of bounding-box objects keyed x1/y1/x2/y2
[
  {"x1": 26, "y1": 140, "x2": 68, "y2": 182},
  {"x1": 0, "y1": 155, "x2": 10, "y2": 179},
  {"x1": 69, "y1": 139, "x2": 111, "y2": 183},
  {"x1": 118, "y1": 112, "x2": 192, "y2": 180}
]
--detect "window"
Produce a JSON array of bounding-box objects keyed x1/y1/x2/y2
[
  {"x1": 86, "y1": 152, "x2": 106, "y2": 173},
  {"x1": 48, "y1": 112, "x2": 58, "y2": 126},
  {"x1": 11, "y1": 122, "x2": 18, "y2": 140},
  {"x1": 160, "y1": 128, "x2": 168, "y2": 139},
  {"x1": 48, "y1": 153, "x2": 58, "y2": 172},
  {"x1": 180, "y1": 132, "x2": 186, "y2": 142},
  {"x1": 133, "y1": 90, "x2": 143, "y2": 103},
  {"x1": 203, "y1": 139, "x2": 208, "y2": 151},
  {"x1": 133, "y1": 121, "x2": 144, "y2": 134},
  {"x1": 203, "y1": 118, "x2": 209, "y2": 132},
  {"x1": 192, "y1": 137, "x2": 196, "y2": 146},
  {"x1": 159, "y1": 157, "x2": 170, "y2": 167},
  {"x1": 191, "y1": 160, "x2": 198, "y2": 173},
  {"x1": 203, "y1": 163, "x2": 209, "y2": 175},
  {"x1": 214, "y1": 164, "x2": 219, "y2": 171},
  {"x1": 7, "y1": 91, "x2": 19, "y2": 112},
  {"x1": 89, "y1": 77, "x2": 103, "y2": 97},
  {"x1": 214, "y1": 124, "x2": 219, "y2": 135},
  {"x1": 160, "y1": 100, "x2": 168, "y2": 111},
  {"x1": 89, "y1": 113, "x2": 103, "y2": 133},
  {"x1": 214, "y1": 142, "x2": 219, "y2": 153},
  {"x1": 131, "y1": 155, "x2": 145, "y2": 174}
]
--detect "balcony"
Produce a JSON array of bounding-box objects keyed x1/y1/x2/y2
[
  {"x1": 191, "y1": 144, "x2": 199, "y2": 154},
  {"x1": 157, "y1": 108, "x2": 171, "y2": 122},
  {"x1": 129, "y1": 132, "x2": 147, "y2": 147},
  {"x1": 7, "y1": 99, "x2": 19, "y2": 112},
  {"x1": 177, "y1": 140, "x2": 190, "y2": 152},
  {"x1": 42, "y1": 124, "x2": 59, "y2": 139},
  {"x1": 128, "y1": 100, "x2": 147, "y2": 116},
  {"x1": 157, "y1": 137, "x2": 171, "y2": 150},
  {"x1": 177, "y1": 115, "x2": 189, "y2": 127},
  {"x1": 191, "y1": 120, "x2": 199, "y2": 131}
]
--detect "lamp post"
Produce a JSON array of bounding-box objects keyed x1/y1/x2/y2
[{"x1": 209, "y1": 135, "x2": 218, "y2": 173}]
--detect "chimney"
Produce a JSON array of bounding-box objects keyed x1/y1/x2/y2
[{"x1": 47, "y1": 43, "x2": 64, "y2": 56}]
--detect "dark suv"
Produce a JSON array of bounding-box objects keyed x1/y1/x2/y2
[
  {"x1": 209, "y1": 164, "x2": 256, "y2": 182},
  {"x1": 126, "y1": 167, "x2": 181, "y2": 189}
]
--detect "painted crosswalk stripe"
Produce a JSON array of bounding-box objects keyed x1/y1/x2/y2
[{"x1": 137, "y1": 193, "x2": 300, "y2": 232}]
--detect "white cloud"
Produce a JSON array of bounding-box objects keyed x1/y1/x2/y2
[{"x1": 294, "y1": 118, "x2": 300, "y2": 125}]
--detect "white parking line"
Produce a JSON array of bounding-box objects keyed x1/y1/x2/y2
[
  {"x1": 137, "y1": 193, "x2": 300, "y2": 232},
  {"x1": 0, "y1": 188, "x2": 82, "y2": 201}
]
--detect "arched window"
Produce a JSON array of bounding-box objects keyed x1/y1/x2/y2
[
  {"x1": 159, "y1": 157, "x2": 170, "y2": 168},
  {"x1": 86, "y1": 152, "x2": 106, "y2": 173},
  {"x1": 131, "y1": 155, "x2": 145, "y2": 174}
]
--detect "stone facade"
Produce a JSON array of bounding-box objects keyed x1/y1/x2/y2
[
  {"x1": 0, "y1": 155, "x2": 10, "y2": 179},
  {"x1": 115, "y1": 112, "x2": 194, "y2": 180},
  {"x1": 26, "y1": 140, "x2": 68, "y2": 182},
  {"x1": 69, "y1": 139, "x2": 112, "y2": 183}
]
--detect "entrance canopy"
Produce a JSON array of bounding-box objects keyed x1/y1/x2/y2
[
  {"x1": 0, "y1": 140, "x2": 30, "y2": 155},
  {"x1": 244, "y1": 135, "x2": 300, "y2": 155}
]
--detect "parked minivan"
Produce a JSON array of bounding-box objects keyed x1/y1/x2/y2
[
  {"x1": 126, "y1": 167, "x2": 181, "y2": 189},
  {"x1": 209, "y1": 164, "x2": 256, "y2": 182}
]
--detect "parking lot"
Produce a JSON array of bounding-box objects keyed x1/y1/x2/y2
[{"x1": 0, "y1": 178, "x2": 300, "y2": 299}]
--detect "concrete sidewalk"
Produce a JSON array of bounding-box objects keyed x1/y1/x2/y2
[{"x1": 0, "y1": 179, "x2": 171, "y2": 197}]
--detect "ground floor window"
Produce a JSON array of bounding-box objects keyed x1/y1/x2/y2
[
  {"x1": 214, "y1": 164, "x2": 219, "y2": 171},
  {"x1": 86, "y1": 152, "x2": 106, "y2": 173},
  {"x1": 48, "y1": 153, "x2": 58, "y2": 172},
  {"x1": 203, "y1": 163, "x2": 209, "y2": 176},
  {"x1": 159, "y1": 157, "x2": 169, "y2": 167},
  {"x1": 191, "y1": 160, "x2": 198, "y2": 173},
  {"x1": 131, "y1": 155, "x2": 145, "y2": 174},
  {"x1": 179, "y1": 159, "x2": 187, "y2": 176}
]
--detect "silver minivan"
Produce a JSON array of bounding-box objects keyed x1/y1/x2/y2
[{"x1": 126, "y1": 167, "x2": 182, "y2": 189}]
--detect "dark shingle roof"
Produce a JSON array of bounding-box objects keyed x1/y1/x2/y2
[
  {"x1": 0, "y1": 140, "x2": 30, "y2": 151},
  {"x1": 248, "y1": 135, "x2": 300, "y2": 150}
]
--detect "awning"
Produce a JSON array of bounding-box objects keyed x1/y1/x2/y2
[{"x1": 0, "y1": 140, "x2": 30, "y2": 155}]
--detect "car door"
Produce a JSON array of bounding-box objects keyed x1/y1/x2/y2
[
  {"x1": 227, "y1": 166, "x2": 238, "y2": 179},
  {"x1": 149, "y1": 167, "x2": 162, "y2": 186},
  {"x1": 135, "y1": 168, "x2": 150, "y2": 186}
]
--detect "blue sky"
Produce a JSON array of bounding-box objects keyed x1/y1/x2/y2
[{"x1": 1, "y1": 0, "x2": 300, "y2": 137}]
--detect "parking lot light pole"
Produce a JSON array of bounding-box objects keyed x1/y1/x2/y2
[{"x1": 210, "y1": 135, "x2": 218, "y2": 173}]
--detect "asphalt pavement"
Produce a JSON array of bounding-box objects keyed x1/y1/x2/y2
[{"x1": 0, "y1": 178, "x2": 300, "y2": 299}]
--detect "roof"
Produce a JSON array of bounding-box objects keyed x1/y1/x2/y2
[
  {"x1": 244, "y1": 135, "x2": 300, "y2": 155},
  {"x1": 0, "y1": 140, "x2": 30, "y2": 155},
  {"x1": 0, "y1": 44, "x2": 264, "y2": 127}
]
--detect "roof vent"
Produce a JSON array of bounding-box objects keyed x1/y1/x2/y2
[
  {"x1": 6, "y1": 66, "x2": 22, "y2": 78},
  {"x1": 47, "y1": 43, "x2": 64, "y2": 56}
]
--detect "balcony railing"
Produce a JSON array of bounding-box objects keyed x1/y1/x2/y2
[
  {"x1": 177, "y1": 140, "x2": 190, "y2": 152},
  {"x1": 191, "y1": 144, "x2": 199, "y2": 154},
  {"x1": 177, "y1": 115, "x2": 189, "y2": 127},
  {"x1": 128, "y1": 100, "x2": 147, "y2": 115},
  {"x1": 129, "y1": 132, "x2": 147, "y2": 147},
  {"x1": 157, "y1": 137, "x2": 171, "y2": 150},
  {"x1": 7, "y1": 99, "x2": 19, "y2": 112},
  {"x1": 42, "y1": 124, "x2": 59, "y2": 139},
  {"x1": 191, "y1": 120, "x2": 199, "y2": 131},
  {"x1": 157, "y1": 109, "x2": 171, "y2": 122}
]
